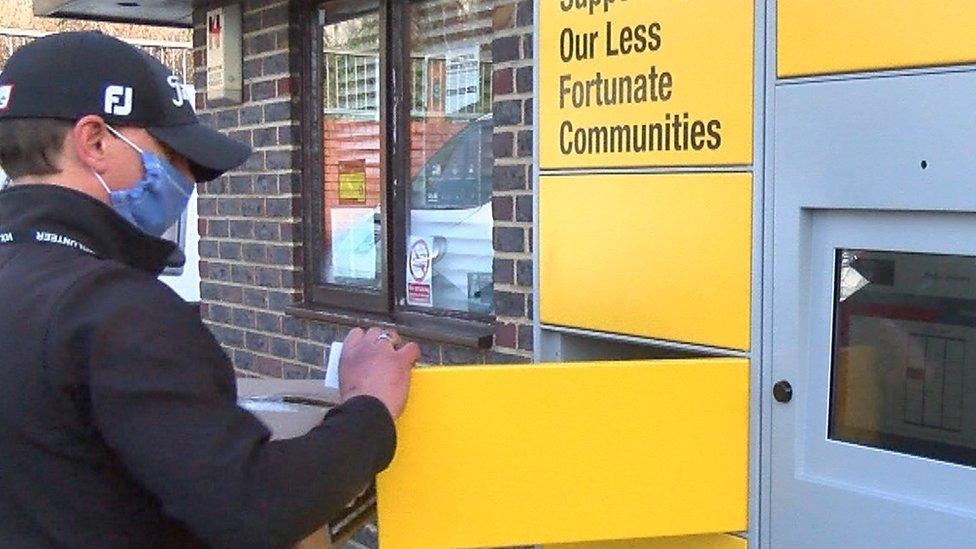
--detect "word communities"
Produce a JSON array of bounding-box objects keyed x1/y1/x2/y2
[{"x1": 560, "y1": 113, "x2": 722, "y2": 155}]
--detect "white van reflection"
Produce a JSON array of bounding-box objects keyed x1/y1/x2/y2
[{"x1": 409, "y1": 115, "x2": 494, "y2": 314}]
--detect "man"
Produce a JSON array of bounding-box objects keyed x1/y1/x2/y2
[{"x1": 0, "y1": 31, "x2": 418, "y2": 547}]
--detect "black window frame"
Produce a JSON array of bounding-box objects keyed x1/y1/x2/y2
[{"x1": 296, "y1": 0, "x2": 496, "y2": 331}]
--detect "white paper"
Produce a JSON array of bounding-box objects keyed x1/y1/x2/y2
[
  {"x1": 330, "y1": 207, "x2": 377, "y2": 280},
  {"x1": 445, "y1": 46, "x2": 481, "y2": 114},
  {"x1": 324, "y1": 341, "x2": 343, "y2": 389},
  {"x1": 238, "y1": 399, "x2": 298, "y2": 413}
]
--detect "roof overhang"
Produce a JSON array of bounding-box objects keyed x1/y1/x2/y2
[{"x1": 33, "y1": 0, "x2": 199, "y2": 28}]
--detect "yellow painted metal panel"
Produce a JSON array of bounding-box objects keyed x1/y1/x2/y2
[
  {"x1": 539, "y1": 173, "x2": 752, "y2": 350},
  {"x1": 538, "y1": 0, "x2": 753, "y2": 169},
  {"x1": 548, "y1": 533, "x2": 747, "y2": 549},
  {"x1": 778, "y1": 1, "x2": 976, "y2": 77},
  {"x1": 377, "y1": 359, "x2": 748, "y2": 549}
]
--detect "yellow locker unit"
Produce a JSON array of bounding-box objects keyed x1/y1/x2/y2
[{"x1": 378, "y1": 0, "x2": 757, "y2": 547}]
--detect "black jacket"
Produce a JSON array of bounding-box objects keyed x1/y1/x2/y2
[{"x1": 0, "y1": 185, "x2": 396, "y2": 548}]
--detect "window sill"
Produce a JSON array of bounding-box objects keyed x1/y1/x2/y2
[{"x1": 285, "y1": 303, "x2": 495, "y2": 349}]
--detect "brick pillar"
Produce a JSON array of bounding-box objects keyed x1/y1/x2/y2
[{"x1": 490, "y1": 0, "x2": 535, "y2": 362}]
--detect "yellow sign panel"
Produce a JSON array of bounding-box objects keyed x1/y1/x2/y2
[
  {"x1": 540, "y1": 173, "x2": 752, "y2": 350},
  {"x1": 538, "y1": 0, "x2": 754, "y2": 169},
  {"x1": 338, "y1": 159, "x2": 367, "y2": 202},
  {"x1": 377, "y1": 359, "x2": 748, "y2": 549},
  {"x1": 779, "y1": 1, "x2": 976, "y2": 77}
]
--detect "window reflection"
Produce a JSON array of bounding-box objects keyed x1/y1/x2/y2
[
  {"x1": 407, "y1": 0, "x2": 495, "y2": 314},
  {"x1": 320, "y1": 5, "x2": 382, "y2": 288},
  {"x1": 830, "y1": 249, "x2": 976, "y2": 467}
]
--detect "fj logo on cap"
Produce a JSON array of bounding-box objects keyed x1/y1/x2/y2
[
  {"x1": 0, "y1": 85, "x2": 13, "y2": 110},
  {"x1": 104, "y1": 85, "x2": 133, "y2": 116},
  {"x1": 167, "y1": 75, "x2": 192, "y2": 108}
]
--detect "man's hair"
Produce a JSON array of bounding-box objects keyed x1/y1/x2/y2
[{"x1": 0, "y1": 118, "x2": 73, "y2": 179}]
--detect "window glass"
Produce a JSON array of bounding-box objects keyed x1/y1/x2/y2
[
  {"x1": 830, "y1": 249, "x2": 976, "y2": 468},
  {"x1": 319, "y1": 4, "x2": 383, "y2": 289},
  {"x1": 406, "y1": 0, "x2": 495, "y2": 314}
]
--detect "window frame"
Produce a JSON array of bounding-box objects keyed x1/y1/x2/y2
[
  {"x1": 300, "y1": 0, "x2": 390, "y2": 314},
  {"x1": 298, "y1": 0, "x2": 496, "y2": 326}
]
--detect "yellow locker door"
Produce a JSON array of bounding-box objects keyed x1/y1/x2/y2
[{"x1": 376, "y1": 359, "x2": 748, "y2": 549}]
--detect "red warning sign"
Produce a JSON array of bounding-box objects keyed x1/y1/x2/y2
[{"x1": 406, "y1": 237, "x2": 433, "y2": 307}]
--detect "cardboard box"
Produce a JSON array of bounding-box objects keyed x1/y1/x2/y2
[
  {"x1": 237, "y1": 379, "x2": 339, "y2": 438},
  {"x1": 237, "y1": 379, "x2": 374, "y2": 549}
]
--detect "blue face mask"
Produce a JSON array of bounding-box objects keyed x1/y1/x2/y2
[{"x1": 93, "y1": 125, "x2": 194, "y2": 237}]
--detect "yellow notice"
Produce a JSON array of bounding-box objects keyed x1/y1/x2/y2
[
  {"x1": 338, "y1": 160, "x2": 366, "y2": 202},
  {"x1": 539, "y1": 0, "x2": 753, "y2": 169}
]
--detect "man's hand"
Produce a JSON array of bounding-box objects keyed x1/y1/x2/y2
[{"x1": 338, "y1": 327, "x2": 419, "y2": 419}]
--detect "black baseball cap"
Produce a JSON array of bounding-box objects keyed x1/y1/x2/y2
[{"x1": 0, "y1": 31, "x2": 251, "y2": 182}]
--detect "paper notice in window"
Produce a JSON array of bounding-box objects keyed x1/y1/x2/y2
[{"x1": 330, "y1": 207, "x2": 377, "y2": 280}]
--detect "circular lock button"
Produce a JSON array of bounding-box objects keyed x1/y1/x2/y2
[{"x1": 773, "y1": 380, "x2": 793, "y2": 403}]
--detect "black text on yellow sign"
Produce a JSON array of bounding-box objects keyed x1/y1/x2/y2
[{"x1": 539, "y1": 0, "x2": 754, "y2": 169}]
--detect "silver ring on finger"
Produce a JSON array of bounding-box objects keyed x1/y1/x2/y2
[{"x1": 377, "y1": 330, "x2": 392, "y2": 342}]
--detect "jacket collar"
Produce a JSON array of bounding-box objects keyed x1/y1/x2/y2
[{"x1": 0, "y1": 183, "x2": 180, "y2": 275}]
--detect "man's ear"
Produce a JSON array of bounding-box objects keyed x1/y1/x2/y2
[{"x1": 71, "y1": 115, "x2": 111, "y2": 173}]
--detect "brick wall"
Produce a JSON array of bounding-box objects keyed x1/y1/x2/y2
[
  {"x1": 193, "y1": 0, "x2": 309, "y2": 378},
  {"x1": 193, "y1": 0, "x2": 534, "y2": 378},
  {"x1": 489, "y1": 1, "x2": 534, "y2": 362}
]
